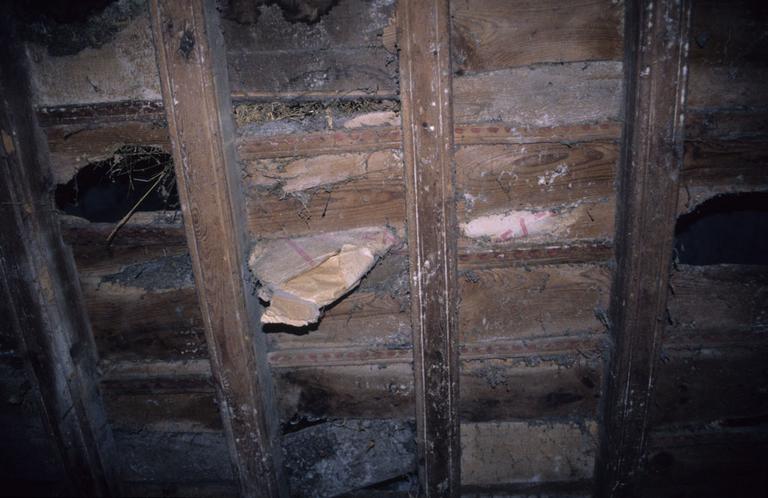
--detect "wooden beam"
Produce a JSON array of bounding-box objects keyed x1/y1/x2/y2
[
  {"x1": 596, "y1": 0, "x2": 692, "y2": 496},
  {"x1": 148, "y1": 1, "x2": 287, "y2": 496},
  {"x1": 0, "y1": 17, "x2": 118, "y2": 496},
  {"x1": 397, "y1": 0, "x2": 461, "y2": 495}
]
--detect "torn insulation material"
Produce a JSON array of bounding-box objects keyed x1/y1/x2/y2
[
  {"x1": 249, "y1": 227, "x2": 398, "y2": 327},
  {"x1": 460, "y1": 206, "x2": 589, "y2": 243}
]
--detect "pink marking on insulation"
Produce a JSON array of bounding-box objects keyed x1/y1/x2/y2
[
  {"x1": 499, "y1": 229, "x2": 514, "y2": 241},
  {"x1": 519, "y1": 218, "x2": 529, "y2": 237},
  {"x1": 286, "y1": 239, "x2": 314, "y2": 264}
]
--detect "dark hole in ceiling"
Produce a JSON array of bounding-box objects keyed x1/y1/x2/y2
[
  {"x1": 674, "y1": 191, "x2": 768, "y2": 265},
  {"x1": 55, "y1": 145, "x2": 178, "y2": 223}
]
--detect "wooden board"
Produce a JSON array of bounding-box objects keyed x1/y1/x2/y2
[
  {"x1": 686, "y1": 110, "x2": 768, "y2": 141},
  {"x1": 222, "y1": 0, "x2": 397, "y2": 98},
  {"x1": 666, "y1": 265, "x2": 768, "y2": 336},
  {"x1": 246, "y1": 169, "x2": 405, "y2": 238},
  {"x1": 637, "y1": 425, "x2": 768, "y2": 498},
  {"x1": 682, "y1": 139, "x2": 768, "y2": 188},
  {"x1": 461, "y1": 420, "x2": 598, "y2": 486},
  {"x1": 459, "y1": 264, "x2": 612, "y2": 343},
  {"x1": 228, "y1": 50, "x2": 397, "y2": 99},
  {"x1": 0, "y1": 19, "x2": 118, "y2": 495},
  {"x1": 650, "y1": 342, "x2": 768, "y2": 427},
  {"x1": 149, "y1": 1, "x2": 287, "y2": 494},
  {"x1": 451, "y1": 0, "x2": 623, "y2": 73},
  {"x1": 460, "y1": 357, "x2": 602, "y2": 422},
  {"x1": 456, "y1": 142, "x2": 618, "y2": 217},
  {"x1": 596, "y1": 1, "x2": 692, "y2": 496},
  {"x1": 46, "y1": 120, "x2": 169, "y2": 184},
  {"x1": 453, "y1": 61, "x2": 623, "y2": 126},
  {"x1": 687, "y1": 64, "x2": 768, "y2": 111},
  {"x1": 99, "y1": 349, "x2": 607, "y2": 432},
  {"x1": 398, "y1": 0, "x2": 461, "y2": 493}
]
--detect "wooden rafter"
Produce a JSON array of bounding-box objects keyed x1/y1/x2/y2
[
  {"x1": 597, "y1": 0, "x2": 692, "y2": 495},
  {"x1": 398, "y1": 0, "x2": 461, "y2": 495},
  {"x1": 0, "y1": 17, "x2": 118, "y2": 497},
  {"x1": 148, "y1": 1, "x2": 287, "y2": 496}
]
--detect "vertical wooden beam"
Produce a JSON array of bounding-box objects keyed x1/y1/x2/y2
[
  {"x1": 148, "y1": 1, "x2": 287, "y2": 496},
  {"x1": 0, "y1": 17, "x2": 118, "y2": 497},
  {"x1": 597, "y1": 0, "x2": 691, "y2": 496},
  {"x1": 398, "y1": 0, "x2": 461, "y2": 495}
]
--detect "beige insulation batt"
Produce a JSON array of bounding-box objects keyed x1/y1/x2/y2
[{"x1": 249, "y1": 227, "x2": 398, "y2": 327}]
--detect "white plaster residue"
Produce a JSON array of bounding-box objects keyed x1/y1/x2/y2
[{"x1": 537, "y1": 164, "x2": 569, "y2": 188}]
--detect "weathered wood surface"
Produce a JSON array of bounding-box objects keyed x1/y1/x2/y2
[
  {"x1": 459, "y1": 264, "x2": 612, "y2": 343},
  {"x1": 686, "y1": 110, "x2": 768, "y2": 142},
  {"x1": 77, "y1": 240, "x2": 409, "y2": 362},
  {"x1": 25, "y1": 1, "x2": 397, "y2": 106},
  {"x1": 650, "y1": 342, "x2": 768, "y2": 427},
  {"x1": 99, "y1": 348, "x2": 604, "y2": 434},
  {"x1": 597, "y1": 1, "x2": 692, "y2": 496},
  {"x1": 222, "y1": 0, "x2": 398, "y2": 98},
  {"x1": 246, "y1": 170, "x2": 406, "y2": 238},
  {"x1": 687, "y1": 64, "x2": 768, "y2": 111},
  {"x1": 61, "y1": 211, "x2": 186, "y2": 248},
  {"x1": 461, "y1": 421, "x2": 598, "y2": 487},
  {"x1": 638, "y1": 425, "x2": 768, "y2": 498},
  {"x1": 47, "y1": 121, "x2": 170, "y2": 184},
  {"x1": 243, "y1": 148, "x2": 406, "y2": 237},
  {"x1": 399, "y1": 0, "x2": 461, "y2": 493},
  {"x1": 0, "y1": 18, "x2": 118, "y2": 496},
  {"x1": 451, "y1": 0, "x2": 623, "y2": 73},
  {"x1": 453, "y1": 61, "x2": 623, "y2": 126},
  {"x1": 666, "y1": 265, "x2": 768, "y2": 336},
  {"x1": 677, "y1": 139, "x2": 768, "y2": 212},
  {"x1": 454, "y1": 121, "x2": 622, "y2": 144},
  {"x1": 456, "y1": 142, "x2": 618, "y2": 216},
  {"x1": 458, "y1": 242, "x2": 614, "y2": 269},
  {"x1": 149, "y1": 0, "x2": 287, "y2": 495},
  {"x1": 238, "y1": 125, "x2": 402, "y2": 159},
  {"x1": 460, "y1": 357, "x2": 602, "y2": 422},
  {"x1": 685, "y1": 1, "x2": 768, "y2": 113}
]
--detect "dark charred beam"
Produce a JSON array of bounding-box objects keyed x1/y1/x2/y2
[
  {"x1": 397, "y1": 0, "x2": 461, "y2": 495},
  {"x1": 596, "y1": 0, "x2": 692, "y2": 496},
  {"x1": 148, "y1": 1, "x2": 287, "y2": 496},
  {"x1": 0, "y1": 16, "x2": 118, "y2": 497}
]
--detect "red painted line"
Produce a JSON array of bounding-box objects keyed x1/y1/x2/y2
[
  {"x1": 286, "y1": 238, "x2": 314, "y2": 264},
  {"x1": 519, "y1": 218, "x2": 529, "y2": 237}
]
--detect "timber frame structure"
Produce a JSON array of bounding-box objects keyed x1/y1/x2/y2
[{"x1": 2, "y1": 0, "x2": 768, "y2": 496}]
